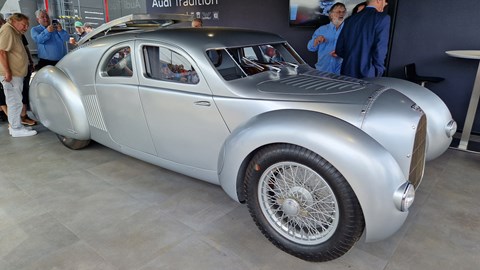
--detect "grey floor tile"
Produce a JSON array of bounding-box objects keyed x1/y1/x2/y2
[
  {"x1": 1, "y1": 154, "x2": 85, "y2": 193},
  {"x1": 25, "y1": 170, "x2": 113, "y2": 207},
  {"x1": 0, "y1": 126, "x2": 56, "y2": 156},
  {"x1": 0, "y1": 191, "x2": 49, "y2": 232},
  {"x1": 384, "y1": 222, "x2": 480, "y2": 270},
  {"x1": 0, "y1": 213, "x2": 79, "y2": 269},
  {"x1": 0, "y1": 175, "x2": 22, "y2": 199},
  {"x1": 0, "y1": 258, "x2": 9, "y2": 270},
  {"x1": 79, "y1": 206, "x2": 195, "y2": 270},
  {"x1": 139, "y1": 235, "x2": 251, "y2": 270},
  {"x1": 19, "y1": 241, "x2": 118, "y2": 270},
  {"x1": 112, "y1": 168, "x2": 209, "y2": 206},
  {"x1": 51, "y1": 186, "x2": 150, "y2": 235},
  {"x1": 200, "y1": 206, "x2": 281, "y2": 268},
  {"x1": 152, "y1": 185, "x2": 239, "y2": 231},
  {"x1": 87, "y1": 156, "x2": 159, "y2": 186},
  {"x1": 1, "y1": 124, "x2": 479, "y2": 269},
  {"x1": 62, "y1": 142, "x2": 126, "y2": 170},
  {"x1": 259, "y1": 247, "x2": 388, "y2": 270}
]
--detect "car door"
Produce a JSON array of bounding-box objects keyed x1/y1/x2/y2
[
  {"x1": 95, "y1": 41, "x2": 156, "y2": 155},
  {"x1": 137, "y1": 41, "x2": 230, "y2": 171}
]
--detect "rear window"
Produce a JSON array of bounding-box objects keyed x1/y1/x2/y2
[{"x1": 105, "y1": 47, "x2": 133, "y2": 77}]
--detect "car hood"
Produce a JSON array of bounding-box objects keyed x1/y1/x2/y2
[
  {"x1": 215, "y1": 68, "x2": 406, "y2": 133},
  {"x1": 233, "y1": 68, "x2": 385, "y2": 106},
  {"x1": 255, "y1": 72, "x2": 382, "y2": 104}
]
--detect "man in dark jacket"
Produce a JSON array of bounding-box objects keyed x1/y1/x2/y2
[{"x1": 335, "y1": 0, "x2": 390, "y2": 78}]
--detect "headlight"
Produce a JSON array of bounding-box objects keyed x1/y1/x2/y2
[
  {"x1": 394, "y1": 182, "x2": 415, "y2": 212},
  {"x1": 445, "y1": 119, "x2": 457, "y2": 138}
]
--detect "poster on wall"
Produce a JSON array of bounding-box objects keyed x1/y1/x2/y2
[
  {"x1": 289, "y1": 0, "x2": 393, "y2": 27},
  {"x1": 147, "y1": 0, "x2": 222, "y2": 25}
]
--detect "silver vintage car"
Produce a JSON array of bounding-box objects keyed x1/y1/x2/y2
[{"x1": 29, "y1": 14, "x2": 456, "y2": 261}]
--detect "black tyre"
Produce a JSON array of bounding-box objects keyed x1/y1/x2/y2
[
  {"x1": 57, "y1": 134, "x2": 91, "y2": 150},
  {"x1": 245, "y1": 144, "x2": 364, "y2": 262}
]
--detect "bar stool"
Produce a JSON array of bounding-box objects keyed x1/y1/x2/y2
[{"x1": 404, "y1": 63, "x2": 445, "y2": 87}]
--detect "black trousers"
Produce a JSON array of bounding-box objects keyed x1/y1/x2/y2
[
  {"x1": 0, "y1": 83, "x2": 4, "y2": 107},
  {"x1": 36, "y1": 58, "x2": 59, "y2": 71}
]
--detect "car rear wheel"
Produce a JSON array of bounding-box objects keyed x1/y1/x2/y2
[
  {"x1": 244, "y1": 144, "x2": 364, "y2": 262},
  {"x1": 57, "y1": 134, "x2": 91, "y2": 150}
]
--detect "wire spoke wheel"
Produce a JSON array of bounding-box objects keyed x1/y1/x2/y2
[
  {"x1": 245, "y1": 144, "x2": 364, "y2": 262},
  {"x1": 259, "y1": 162, "x2": 339, "y2": 245}
]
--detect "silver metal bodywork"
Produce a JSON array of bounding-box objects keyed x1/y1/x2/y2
[
  {"x1": 365, "y1": 77, "x2": 456, "y2": 161},
  {"x1": 29, "y1": 22, "x2": 455, "y2": 244}
]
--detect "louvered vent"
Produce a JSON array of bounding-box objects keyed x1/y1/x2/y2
[{"x1": 82, "y1": 95, "x2": 107, "y2": 131}]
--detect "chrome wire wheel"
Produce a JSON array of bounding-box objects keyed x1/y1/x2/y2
[
  {"x1": 258, "y1": 161, "x2": 339, "y2": 245},
  {"x1": 246, "y1": 144, "x2": 364, "y2": 261}
]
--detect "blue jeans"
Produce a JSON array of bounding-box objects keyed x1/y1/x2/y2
[{"x1": 0, "y1": 76, "x2": 24, "y2": 129}]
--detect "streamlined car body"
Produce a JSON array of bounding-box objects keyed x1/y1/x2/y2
[{"x1": 29, "y1": 14, "x2": 456, "y2": 262}]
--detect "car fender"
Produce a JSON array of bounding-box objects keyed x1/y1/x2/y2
[
  {"x1": 366, "y1": 77, "x2": 455, "y2": 161},
  {"x1": 218, "y1": 109, "x2": 409, "y2": 242},
  {"x1": 29, "y1": 66, "x2": 90, "y2": 140}
]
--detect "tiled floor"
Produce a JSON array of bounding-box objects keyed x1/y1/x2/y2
[{"x1": 1, "y1": 123, "x2": 479, "y2": 270}]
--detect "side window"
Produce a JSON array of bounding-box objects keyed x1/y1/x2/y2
[
  {"x1": 207, "y1": 49, "x2": 245, "y2": 81},
  {"x1": 260, "y1": 45, "x2": 284, "y2": 63},
  {"x1": 105, "y1": 47, "x2": 133, "y2": 77},
  {"x1": 243, "y1": 47, "x2": 258, "y2": 61},
  {"x1": 143, "y1": 45, "x2": 199, "y2": 84}
]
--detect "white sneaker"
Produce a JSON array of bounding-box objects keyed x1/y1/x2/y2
[
  {"x1": 8, "y1": 126, "x2": 33, "y2": 135},
  {"x1": 10, "y1": 127, "x2": 37, "y2": 137}
]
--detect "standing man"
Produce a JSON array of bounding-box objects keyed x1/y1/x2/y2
[
  {"x1": 69, "y1": 21, "x2": 86, "y2": 46},
  {"x1": 335, "y1": 0, "x2": 390, "y2": 78},
  {"x1": 307, "y1": 2, "x2": 347, "y2": 74},
  {"x1": 0, "y1": 13, "x2": 37, "y2": 137},
  {"x1": 83, "y1": 23, "x2": 93, "y2": 33},
  {"x1": 31, "y1": 9, "x2": 69, "y2": 71}
]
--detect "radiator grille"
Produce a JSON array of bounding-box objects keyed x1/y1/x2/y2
[{"x1": 409, "y1": 114, "x2": 427, "y2": 188}]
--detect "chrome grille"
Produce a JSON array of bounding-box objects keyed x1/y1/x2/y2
[{"x1": 409, "y1": 114, "x2": 427, "y2": 188}]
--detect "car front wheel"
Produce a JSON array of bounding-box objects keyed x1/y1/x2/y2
[
  {"x1": 57, "y1": 134, "x2": 91, "y2": 150},
  {"x1": 244, "y1": 144, "x2": 364, "y2": 262}
]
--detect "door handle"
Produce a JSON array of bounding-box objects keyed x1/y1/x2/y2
[{"x1": 194, "y1": 101, "x2": 211, "y2": 106}]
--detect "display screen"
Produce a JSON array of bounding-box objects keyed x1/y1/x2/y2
[{"x1": 289, "y1": 0, "x2": 375, "y2": 27}]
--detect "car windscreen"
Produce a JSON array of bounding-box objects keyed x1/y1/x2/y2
[{"x1": 207, "y1": 43, "x2": 304, "y2": 81}]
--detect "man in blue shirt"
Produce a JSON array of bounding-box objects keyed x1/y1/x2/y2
[
  {"x1": 307, "y1": 2, "x2": 346, "y2": 74},
  {"x1": 30, "y1": 9, "x2": 69, "y2": 70},
  {"x1": 335, "y1": 0, "x2": 390, "y2": 78}
]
